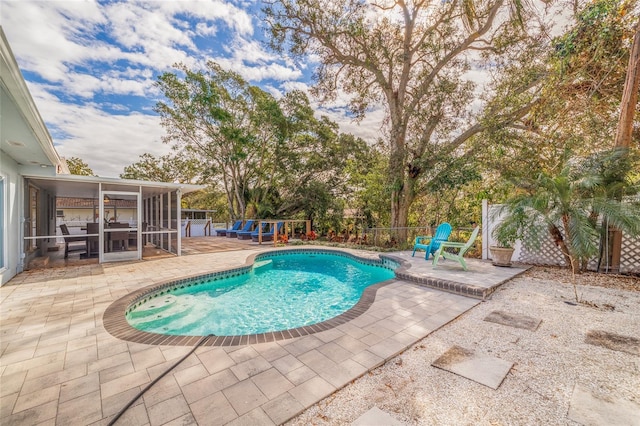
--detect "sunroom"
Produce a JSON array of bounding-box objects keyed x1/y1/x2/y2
[{"x1": 23, "y1": 174, "x2": 203, "y2": 266}]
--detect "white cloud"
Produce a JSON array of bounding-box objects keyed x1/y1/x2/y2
[
  {"x1": 159, "y1": 0, "x2": 255, "y2": 36},
  {"x1": 23, "y1": 81, "x2": 170, "y2": 177},
  {"x1": 51, "y1": 109, "x2": 170, "y2": 178},
  {"x1": 106, "y1": 3, "x2": 197, "y2": 51},
  {"x1": 2, "y1": 0, "x2": 383, "y2": 176},
  {"x1": 216, "y1": 56, "x2": 302, "y2": 82},
  {"x1": 280, "y1": 81, "x2": 311, "y2": 93},
  {"x1": 316, "y1": 101, "x2": 387, "y2": 145},
  {"x1": 1, "y1": 1, "x2": 106, "y2": 82},
  {"x1": 195, "y1": 22, "x2": 218, "y2": 36}
]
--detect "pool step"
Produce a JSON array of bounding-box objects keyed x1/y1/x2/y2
[
  {"x1": 129, "y1": 295, "x2": 177, "y2": 318},
  {"x1": 129, "y1": 296, "x2": 194, "y2": 329},
  {"x1": 253, "y1": 259, "x2": 273, "y2": 272}
]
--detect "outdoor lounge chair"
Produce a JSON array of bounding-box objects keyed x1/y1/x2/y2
[
  {"x1": 229, "y1": 219, "x2": 254, "y2": 238},
  {"x1": 215, "y1": 220, "x2": 242, "y2": 237},
  {"x1": 238, "y1": 221, "x2": 266, "y2": 240},
  {"x1": 412, "y1": 222, "x2": 452, "y2": 260},
  {"x1": 432, "y1": 226, "x2": 480, "y2": 271},
  {"x1": 60, "y1": 223, "x2": 87, "y2": 258},
  {"x1": 251, "y1": 221, "x2": 284, "y2": 242}
]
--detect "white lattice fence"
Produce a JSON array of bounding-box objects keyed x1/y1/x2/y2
[
  {"x1": 484, "y1": 201, "x2": 639, "y2": 274},
  {"x1": 517, "y1": 229, "x2": 639, "y2": 273},
  {"x1": 516, "y1": 227, "x2": 567, "y2": 267},
  {"x1": 620, "y1": 233, "x2": 640, "y2": 274}
]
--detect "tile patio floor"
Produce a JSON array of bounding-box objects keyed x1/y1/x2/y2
[{"x1": 1, "y1": 244, "x2": 523, "y2": 425}]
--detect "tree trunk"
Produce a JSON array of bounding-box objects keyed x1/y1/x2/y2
[
  {"x1": 390, "y1": 150, "x2": 404, "y2": 228},
  {"x1": 614, "y1": 21, "x2": 640, "y2": 148},
  {"x1": 549, "y1": 224, "x2": 576, "y2": 272},
  {"x1": 607, "y1": 20, "x2": 640, "y2": 273},
  {"x1": 389, "y1": 148, "x2": 416, "y2": 244}
]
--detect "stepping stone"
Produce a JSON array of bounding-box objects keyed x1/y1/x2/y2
[
  {"x1": 484, "y1": 310, "x2": 541, "y2": 331},
  {"x1": 352, "y1": 407, "x2": 405, "y2": 426},
  {"x1": 568, "y1": 384, "x2": 640, "y2": 425},
  {"x1": 431, "y1": 345, "x2": 513, "y2": 390},
  {"x1": 585, "y1": 330, "x2": 640, "y2": 355}
]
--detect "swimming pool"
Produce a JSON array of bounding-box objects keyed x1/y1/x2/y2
[{"x1": 106, "y1": 249, "x2": 398, "y2": 345}]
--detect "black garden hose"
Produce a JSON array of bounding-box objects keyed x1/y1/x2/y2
[{"x1": 108, "y1": 334, "x2": 213, "y2": 425}]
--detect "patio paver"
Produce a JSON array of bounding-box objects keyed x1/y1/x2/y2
[{"x1": 0, "y1": 244, "x2": 523, "y2": 425}]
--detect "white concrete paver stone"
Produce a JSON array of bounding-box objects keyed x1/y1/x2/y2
[
  {"x1": 284, "y1": 365, "x2": 317, "y2": 386},
  {"x1": 568, "y1": 385, "x2": 640, "y2": 426},
  {"x1": 251, "y1": 368, "x2": 295, "y2": 399},
  {"x1": 0, "y1": 245, "x2": 522, "y2": 425},
  {"x1": 261, "y1": 392, "x2": 305, "y2": 425},
  {"x1": 189, "y1": 391, "x2": 238, "y2": 426},
  {"x1": 226, "y1": 407, "x2": 275, "y2": 426},
  {"x1": 222, "y1": 379, "x2": 268, "y2": 416},
  {"x1": 147, "y1": 394, "x2": 191, "y2": 426},
  {"x1": 431, "y1": 345, "x2": 514, "y2": 389},
  {"x1": 288, "y1": 376, "x2": 336, "y2": 407},
  {"x1": 352, "y1": 406, "x2": 406, "y2": 426}
]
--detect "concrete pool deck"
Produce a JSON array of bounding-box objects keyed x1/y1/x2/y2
[{"x1": 0, "y1": 246, "x2": 525, "y2": 425}]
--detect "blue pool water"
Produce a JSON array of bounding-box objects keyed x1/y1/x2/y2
[{"x1": 126, "y1": 252, "x2": 395, "y2": 336}]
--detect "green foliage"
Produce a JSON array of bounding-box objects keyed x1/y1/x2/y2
[
  {"x1": 155, "y1": 62, "x2": 287, "y2": 220},
  {"x1": 120, "y1": 152, "x2": 199, "y2": 183},
  {"x1": 498, "y1": 149, "x2": 640, "y2": 272},
  {"x1": 492, "y1": 212, "x2": 522, "y2": 248},
  {"x1": 153, "y1": 62, "x2": 370, "y2": 226},
  {"x1": 479, "y1": 0, "x2": 638, "y2": 196},
  {"x1": 182, "y1": 190, "x2": 227, "y2": 216},
  {"x1": 408, "y1": 153, "x2": 485, "y2": 229},
  {"x1": 553, "y1": 0, "x2": 633, "y2": 80},
  {"x1": 66, "y1": 157, "x2": 94, "y2": 176},
  {"x1": 264, "y1": 0, "x2": 539, "y2": 234},
  {"x1": 343, "y1": 140, "x2": 390, "y2": 228}
]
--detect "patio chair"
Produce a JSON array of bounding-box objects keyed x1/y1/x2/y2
[
  {"x1": 432, "y1": 226, "x2": 480, "y2": 271},
  {"x1": 60, "y1": 223, "x2": 87, "y2": 258},
  {"x1": 412, "y1": 223, "x2": 452, "y2": 260},
  {"x1": 86, "y1": 223, "x2": 100, "y2": 257},
  {"x1": 108, "y1": 222, "x2": 130, "y2": 252},
  {"x1": 229, "y1": 220, "x2": 254, "y2": 238},
  {"x1": 128, "y1": 222, "x2": 146, "y2": 248},
  {"x1": 238, "y1": 221, "x2": 266, "y2": 240},
  {"x1": 215, "y1": 220, "x2": 242, "y2": 237},
  {"x1": 251, "y1": 222, "x2": 284, "y2": 242}
]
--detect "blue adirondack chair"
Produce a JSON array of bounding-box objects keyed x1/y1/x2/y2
[
  {"x1": 412, "y1": 223, "x2": 452, "y2": 260},
  {"x1": 432, "y1": 226, "x2": 480, "y2": 271}
]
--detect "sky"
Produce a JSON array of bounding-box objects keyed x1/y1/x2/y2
[{"x1": 1, "y1": 0, "x2": 386, "y2": 177}]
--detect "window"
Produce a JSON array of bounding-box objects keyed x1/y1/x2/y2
[
  {"x1": 27, "y1": 185, "x2": 38, "y2": 252},
  {"x1": 56, "y1": 210, "x2": 64, "y2": 217}
]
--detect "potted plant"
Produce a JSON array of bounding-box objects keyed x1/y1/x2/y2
[{"x1": 490, "y1": 221, "x2": 518, "y2": 267}]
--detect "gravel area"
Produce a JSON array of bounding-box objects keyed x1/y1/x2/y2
[{"x1": 286, "y1": 267, "x2": 640, "y2": 425}]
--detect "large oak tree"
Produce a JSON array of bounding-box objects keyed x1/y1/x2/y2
[{"x1": 264, "y1": 0, "x2": 539, "y2": 234}]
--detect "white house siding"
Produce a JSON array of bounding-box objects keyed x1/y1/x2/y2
[{"x1": 1, "y1": 153, "x2": 23, "y2": 285}]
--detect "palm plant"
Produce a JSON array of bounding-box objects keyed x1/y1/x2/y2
[{"x1": 497, "y1": 149, "x2": 640, "y2": 275}]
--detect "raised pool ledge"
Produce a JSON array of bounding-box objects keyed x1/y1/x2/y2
[
  {"x1": 380, "y1": 252, "x2": 530, "y2": 300},
  {"x1": 103, "y1": 247, "x2": 397, "y2": 346}
]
